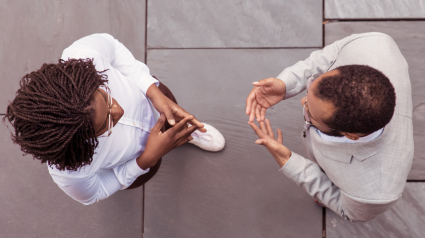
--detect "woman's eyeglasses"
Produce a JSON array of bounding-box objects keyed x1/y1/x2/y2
[{"x1": 98, "y1": 85, "x2": 114, "y2": 137}]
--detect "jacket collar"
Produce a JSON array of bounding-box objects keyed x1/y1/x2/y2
[{"x1": 309, "y1": 121, "x2": 392, "y2": 164}]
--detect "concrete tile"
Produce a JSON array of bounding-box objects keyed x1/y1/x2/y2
[
  {"x1": 144, "y1": 49, "x2": 323, "y2": 238},
  {"x1": 0, "y1": 0, "x2": 146, "y2": 114},
  {"x1": 325, "y1": 0, "x2": 425, "y2": 19},
  {"x1": 147, "y1": 0, "x2": 322, "y2": 48},
  {"x1": 326, "y1": 183, "x2": 425, "y2": 238},
  {"x1": 325, "y1": 21, "x2": 425, "y2": 179},
  {"x1": 0, "y1": 122, "x2": 143, "y2": 238}
]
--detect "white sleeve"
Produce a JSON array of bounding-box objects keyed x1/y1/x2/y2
[
  {"x1": 112, "y1": 158, "x2": 150, "y2": 190},
  {"x1": 49, "y1": 159, "x2": 149, "y2": 205},
  {"x1": 61, "y1": 33, "x2": 158, "y2": 95}
]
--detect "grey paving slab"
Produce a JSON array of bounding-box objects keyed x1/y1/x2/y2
[
  {"x1": 325, "y1": 21, "x2": 425, "y2": 180},
  {"x1": 147, "y1": 0, "x2": 323, "y2": 48},
  {"x1": 144, "y1": 49, "x2": 323, "y2": 238},
  {"x1": 0, "y1": 122, "x2": 143, "y2": 238},
  {"x1": 326, "y1": 182, "x2": 425, "y2": 238},
  {"x1": 0, "y1": 0, "x2": 146, "y2": 114},
  {"x1": 325, "y1": 0, "x2": 425, "y2": 19}
]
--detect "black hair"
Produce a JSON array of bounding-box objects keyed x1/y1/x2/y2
[
  {"x1": 4, "y1": 58, "x2": 108, "y2": 171},
  {"x1": 314, "y1": 65, "x2": 396, "y2": 134}
]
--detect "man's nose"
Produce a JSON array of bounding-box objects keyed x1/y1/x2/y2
[{"x1": 300, "y1": 96, "x2": 306, "y2": 106}]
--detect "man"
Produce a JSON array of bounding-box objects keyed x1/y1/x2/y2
[
  {"x1": 246, "y1": 32, "x2": 413, "y2": 222},
  {"x1": 5, "y1": 33, "x2": 225, "y2": 205}
]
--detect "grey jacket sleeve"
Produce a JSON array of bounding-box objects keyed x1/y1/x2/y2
[
  {"x1": 280, "y1": 152, "x2": 399, "y2": 222},
  {"x1": 276, "y1": 32, "x2": 388, "y2": 99}
]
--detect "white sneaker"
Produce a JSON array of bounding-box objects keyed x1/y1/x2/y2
[{"x1": 188, "y1": 123, "x2": 225, "y2": 152}]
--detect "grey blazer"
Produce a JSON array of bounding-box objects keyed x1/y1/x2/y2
[{"x1": 276, "y1": 32, "x2": 414, "y2": 222}]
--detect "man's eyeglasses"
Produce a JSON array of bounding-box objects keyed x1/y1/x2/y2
[
  {"x1": 303, "y1": 74, "x2": 337, "y2": 131},
  {"x1": 98, "y1": 85, "x2": 114, "y2": 137}
]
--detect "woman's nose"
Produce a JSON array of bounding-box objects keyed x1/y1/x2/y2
[
  {"x1": 300, "y1": 96, "x2": 306, "y2": 106},
  {"x1": 110, "y1": 103, "x2": 122, "y2": 119}
]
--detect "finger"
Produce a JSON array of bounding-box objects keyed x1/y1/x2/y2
[
  {"x1": 176, "y1": 137, "x2": 190, "y2": 147},
  {"x1": 255, "y1": 139, "x2": 264, "y2": 145},
  {"x1": 188, "y1": 116, "x2": 204, "y2": 130},
  {"x1": 197, "y1": 127, "x2": 207, "y2": 133},
  {"x1": 277, "y1": 129, "x2": 283, "y2": 144},
  {"x1": 188, "y1": 135, "x2": 193, "y2": 140},
  {"x1": 170, "y1": 104, "x2": 205, "y2": 130},
  {"x1": 265, "y1": 119, "x2": 275, "y2": 138},
  {"x1": 259, "y1": 121, "x2": 267, "y2": 134},
  {"x1": 249, "y1": 100, "x2": 257, "y2": 122},
  {"x1": 171, "y1": 115, "x2": 194, "y2": 133},
  {"x1": 252, "y1": 78, "x2": 272, "y2": 87},
  {"x1": 255, "y1": 104, "x2": 262, "y2": 122},
  {"x1": 255, "y1": 139, "x2": 268, "y2": 146},
  {"x1": 162, "y1": 105, "x2": 176, "y2": 125},
  {"x1": 246, "y1": 88, "x2": 256, "y2": 115},
  {"x1": 187, "y1": 122, "x2": 207, "y2": 133},
  {"x1": 152, "y1": 114, "x2": 166, "y2": 133},
  {"x1": 260, "y1": 107, "x2": 267, "y2": 122},
  {"x1": 181, "y1": 122, "x2": 198, "y2": 137},
  {"x1": 248, "y1": 121, "x2": 267, "y2": 139}
]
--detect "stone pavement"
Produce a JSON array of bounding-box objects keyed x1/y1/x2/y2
[{"x1": 0, "y1": 1, "x2": 424, "y2": 237}]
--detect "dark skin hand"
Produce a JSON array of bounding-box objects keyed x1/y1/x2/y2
[
  {"x1": 146, "y1": 84, "x2": 206, "y2": 133},
  {"x1": 91, "y1": 85, "x2": 200, "y2": 170},
  {"x1": 137, "y1": 114, "x2": 198, "y2": 170}
]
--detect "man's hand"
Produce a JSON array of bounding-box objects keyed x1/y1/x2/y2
[
  {"x1": 146, "y1": 84, "x2": 206, "y2": 132},
  {"x1": 248, "y1": 119, "x2": 292, "y2": 167},
  {"x1": 137, "y1": 114, "x2": 198, "y2": 170},
  {"x1": 246, "y1": 77, "x2": 286, "y2": 122}
]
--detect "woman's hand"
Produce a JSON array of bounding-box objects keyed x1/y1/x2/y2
[
  {"x1": 137, "y1": 114, "x2": 198, "y2": 170},
  {"x1": 248, "y1": 119, "x2": 292, "y2": 167},
  {"x1": 146, "y1": 84, "x2": 206, "y2": 132}
]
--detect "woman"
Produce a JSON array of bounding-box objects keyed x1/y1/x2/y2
[{"x1": 5, "y1": 33, "x2": 225, "y2": 205}]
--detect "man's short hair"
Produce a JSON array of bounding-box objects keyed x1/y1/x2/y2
[{"x1": 314, "y1": 65, "x2": 396, "y2": 134}]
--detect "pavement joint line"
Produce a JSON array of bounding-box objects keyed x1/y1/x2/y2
[
  {"x1": 144, "y1": 0, "x2": 148, "y2": 64},
  {"x1": 325, "y1": 18, "x2": 425, "y2": 22},
  {"x1": 322, "y1": 207, "x2": 326, "y2": 238},
  {"x1": 322, "y1": 2, "x2": 326, "y2": 237},
  {"x1": 147, "y1": 47, "x2": 323, "y2": 50},
  {"x1": 322, "y1": 0, "x2": 325, "y2": 48},
  {"x1": 143, "y1": 0, "x2": 149, "y2": 237}
]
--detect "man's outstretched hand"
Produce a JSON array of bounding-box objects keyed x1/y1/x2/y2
[
  {"x1": 248, "y1": 119, "x2": 292, "y2": 167},
  {"x1": 246, "y1": 77, "x2": 286, "y2": 122}
]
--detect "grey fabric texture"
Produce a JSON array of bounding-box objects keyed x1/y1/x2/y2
[{"x1": 277, "y1": 32, "x2": 414, "y2": 222}]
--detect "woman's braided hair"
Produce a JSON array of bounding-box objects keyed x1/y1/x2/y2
[{"x1": 4, "y1": 58, "x2": 108, "y2": 171}]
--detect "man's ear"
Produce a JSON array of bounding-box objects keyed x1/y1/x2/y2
[{"x1": 342, "y1": 132, "x2": 360, "y2": 141}]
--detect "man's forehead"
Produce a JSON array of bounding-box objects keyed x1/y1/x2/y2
[{"x1": 307, "y1": 80, "x2": 336, "y2": 123}]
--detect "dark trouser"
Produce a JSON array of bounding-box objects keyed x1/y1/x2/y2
[{"x1": 125, "y1": 81, "x2": 177, "y2": 190}]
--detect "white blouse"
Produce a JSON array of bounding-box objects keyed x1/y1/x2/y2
[{"x1": 48, "y1": 33, "x2": 159, "y2": 205}]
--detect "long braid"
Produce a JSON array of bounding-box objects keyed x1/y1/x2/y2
[{"x1": 4, "y1": 58, "x2": 108, "y2": 171}]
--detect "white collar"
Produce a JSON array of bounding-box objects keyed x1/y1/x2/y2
[{"x1": 316, "y1": 127, "x2": 384, "y2": 143}]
